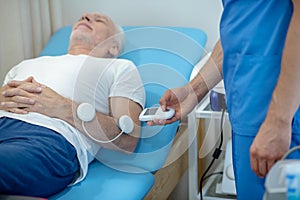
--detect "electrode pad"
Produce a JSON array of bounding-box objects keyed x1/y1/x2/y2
[
  {"x1": 118, "y1": 115, "x2": 134, "y2": 134},
  {"x1": 77, "y1": 103, "x2": 96, "y2": 122}
]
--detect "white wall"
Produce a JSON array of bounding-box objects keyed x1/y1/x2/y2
[
  {"x1": 0, "y1": 1, "x2": 25, "y2": 84},
  {"x1": 60, "y1": 0, "x2": 223, "y2": 51}
]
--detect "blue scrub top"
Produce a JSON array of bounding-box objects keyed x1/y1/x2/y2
[{"x1": 220, "y1": 0, "x2": 300, "y2": 136}]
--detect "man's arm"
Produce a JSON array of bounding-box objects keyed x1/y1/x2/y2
[
  {"x1": 189, "y1": 40, "x2": 223, "y2": 102},
  {"x1": 1, "y1": 80, "x2": 141, "y2": 153},
  {"x1": 250, "y1": 0, "x2": 300, "y2": 177},
  {"x1": 64, "y1": 96, "x2": 142, "y2": 153},
  {"x1": 149, "y1": 40, "x2": 223, "y2": 125}
]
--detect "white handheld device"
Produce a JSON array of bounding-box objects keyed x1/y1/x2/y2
[{"x1": 139, "y1": 106, "x2": 175, "y2": 121}]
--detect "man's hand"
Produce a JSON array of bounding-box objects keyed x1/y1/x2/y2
[
  {"x1": 1, "y1": 77, "x2": 71, "y2": 118},
  {"x1": 0, "y1": 77, "x2": 42, "y2": 114},
  {"x1": 250, "y1": 114, "x2": 291, "y2": 178},
  {"x1": 147, "y1": 84, "x2": 198, "y2": 126},
  {"x1": 22, "y1": 85, "x2": 71, "y2": 118}
]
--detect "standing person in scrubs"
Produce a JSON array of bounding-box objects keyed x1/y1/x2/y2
[{"x1": 149, "y1": 0, "x2": 300, "y2": 199}]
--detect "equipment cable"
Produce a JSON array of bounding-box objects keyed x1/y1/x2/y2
[{"x1": 199, "y1": 108, "x2": 225, "y2": 200}]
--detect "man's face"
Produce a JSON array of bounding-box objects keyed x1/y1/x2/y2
[{"x1": 70, "y1": 13, "x2": 116, "y2": 48}]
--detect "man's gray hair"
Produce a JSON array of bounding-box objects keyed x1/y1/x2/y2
[{"x1": 113, "y1": 24, "x2": 125, "y2": 56}]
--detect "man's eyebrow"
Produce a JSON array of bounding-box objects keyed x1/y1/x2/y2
[{"x1": 94, "y1": 14, "x2": 108, "y2": 22}]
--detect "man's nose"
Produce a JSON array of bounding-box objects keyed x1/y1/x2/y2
[
  {"x1": 82, "y1": 14, "x2": 91, "y2": 22},
  {"x1": 84, "y1": 16, "x2": 90, "y2": 22}
]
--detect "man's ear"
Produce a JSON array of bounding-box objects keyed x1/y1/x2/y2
[{"x1": 108, "y1": 42, "x2": 120, "y2": 58}]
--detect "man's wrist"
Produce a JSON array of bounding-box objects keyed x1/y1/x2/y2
[
  {"x1": 189, "y1": 77, "x2": 209, "y2": 103},
  {"x1": 266, "y1": 100, "x2": 295, "y2": 127},
  {"x1": 57, "y1": 98, "x2": 77, "y2": 125}
]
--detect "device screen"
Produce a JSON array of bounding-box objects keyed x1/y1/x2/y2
[{"x1": 144, "y1": 107, "x2": 159, "y2": 115}]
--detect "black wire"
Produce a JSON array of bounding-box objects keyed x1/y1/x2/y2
[
  {"x1": 202, "y1": 171, "x2": 223, "y2": 182},
  {"x1": 200, "y1": 156, "x2": 217, "y2": 200},
  {"x1": 199, "y1": 109, "x2": 225, "y2": 200},
  {"x1": 219, "y1": 109, "x2": 225, "y2": 149}
]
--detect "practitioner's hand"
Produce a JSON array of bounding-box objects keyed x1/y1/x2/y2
[
  {"x1": 147, "y1": 84, "x2": 198, "y2": 126},
  {"x1": 250, "y1": 114, "x2": 291, "y2": 178}
]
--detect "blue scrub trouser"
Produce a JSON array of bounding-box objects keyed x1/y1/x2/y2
[
  {"x1": 0, "y1": 117, "x2": 79, "y2": 197},
  {"x1": 232, "y1": 131, "x2": 300, "y2": 200}
]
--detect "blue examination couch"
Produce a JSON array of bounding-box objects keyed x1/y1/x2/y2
[{"x1": 39, "y1": 25, "x2": 207, "y2": 200}]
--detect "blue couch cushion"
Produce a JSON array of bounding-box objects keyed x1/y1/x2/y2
[{"x1": 49, "y1": 160, "x2": 154, "y2": 200}]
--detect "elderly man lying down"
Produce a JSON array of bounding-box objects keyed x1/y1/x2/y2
[{"x1": 0, "y1": 12, "x2": 145, "y2": 197}]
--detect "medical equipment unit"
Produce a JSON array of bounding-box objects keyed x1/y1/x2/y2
[
  {"x1": 38, "y1": 25, "x2": 207, "y2": 199},
  {"x1": 264, "y1": 146, "x2": 300, "y2": 200}
]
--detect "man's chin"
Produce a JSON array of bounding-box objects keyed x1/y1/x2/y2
[{"x1": 70, "y1": 33, "x2": 94, "y2": 47}]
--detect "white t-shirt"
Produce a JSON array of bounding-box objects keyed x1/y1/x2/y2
[{"x1": 0, "y1": 54, "x2": 145, "y2": 184}]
